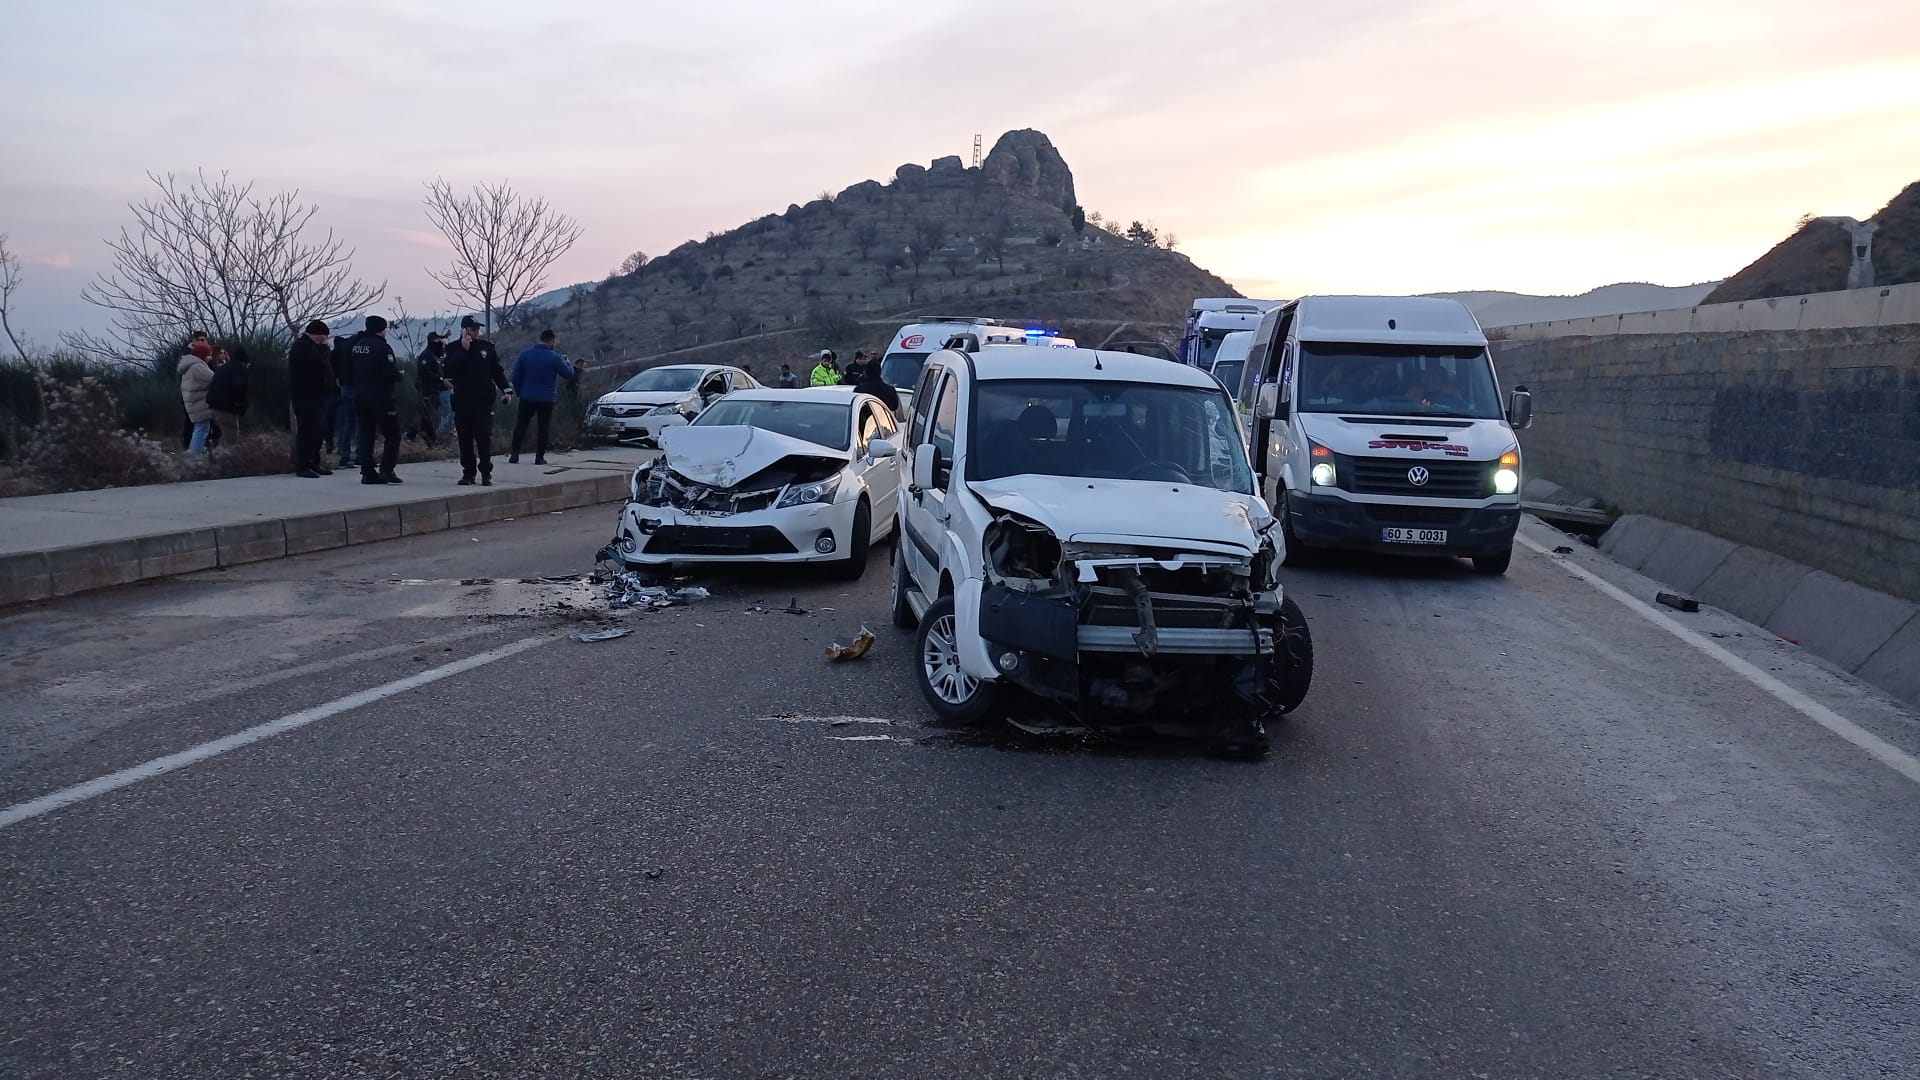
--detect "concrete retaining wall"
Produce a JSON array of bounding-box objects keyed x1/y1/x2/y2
[
  {"x1": 1492, "y1": 324, "x2": 1920, "y2": 603},
  {"x1": 1600, "y1": 515, "x2": 1919, "y2": 706},
  {"x1": 1494, "y1": 281, "x2": 1920, "y2": 340}
]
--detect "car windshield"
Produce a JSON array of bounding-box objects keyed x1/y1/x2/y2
[
  {"x1": 967, "y1": 379, "x2": 1253, "y2": 493},
  {"x1": 879, "y1": 352, "x2": 926, "y2": 390},
  {"x1": 1297, "y1": 343, "x2": 1503, "y2": 419},
  {"x1": 619, "y1": 368, "x2": 702, "y2": 393},
  {"x1": 692, "y1": 399, "x2": 850, "y2": 451}
]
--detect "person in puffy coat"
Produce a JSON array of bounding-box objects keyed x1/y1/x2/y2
[
  {"x1": 809, "y1": 349, "x2": 839, "y2": 387},
  {"x1": 178, "y1": 340, "x2": 216, "y2": 453}
]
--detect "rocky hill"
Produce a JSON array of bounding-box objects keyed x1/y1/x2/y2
[
  {"x1": 527, "y1": 130, "x2": 1235, "y2": 367},
  {"x1": 1704, "y1": 181, "x2": 1920, "y2": 304}
]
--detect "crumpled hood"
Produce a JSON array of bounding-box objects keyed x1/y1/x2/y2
[
  {"x1": 969, "y1": 476, "x2": 1271, "y2": 553},
  {"x1": 658, "y1": 425, "x2": 844, "y2": 488}
]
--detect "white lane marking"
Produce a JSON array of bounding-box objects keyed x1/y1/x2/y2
[
  {"x1": 1518, "y1": 534, "x2": 1920, "y2": 786},
  {"x1": 828, "y1": 735, "x2": 902, "y2": 742},
  {"x1": 0, "y1": 635, "x2": 551, "y2": 830},
  {"x1": 770, "y1": 715, "x2": 896, "y2": 726}
]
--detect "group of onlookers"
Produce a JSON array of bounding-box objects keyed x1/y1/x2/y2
[
  {"x1": 175, "y1": 330, "x2": 254, "y2": 453},
  {"x1": 775, "y1": 349, "x2": 900, "y2": 412},
  {"x1": 281, "y1": 316, "x2": 587, "y2": 485}
]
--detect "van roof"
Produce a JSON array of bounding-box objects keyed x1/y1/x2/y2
[
  {"x1": 949, "y1": 345, "x2": 1219, "y2": 389},
  {"x1": 1187, "y1": 297, "x2": 1282, "y2": 315},
  {"x1": 1196, "y1": 309, "x2": 1265, "y2": 332},
  {"x1": 1292, "y1": 295, "x2": 1487, "y2": 347}
]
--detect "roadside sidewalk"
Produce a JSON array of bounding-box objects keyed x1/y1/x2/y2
[{"x1": 0, "y1": 447, "x2": 653, "y2": 606}]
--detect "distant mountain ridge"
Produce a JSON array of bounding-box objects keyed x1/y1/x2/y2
[{"x1": 1426, "y1": 282, "x2": 1720, "y2": 327}]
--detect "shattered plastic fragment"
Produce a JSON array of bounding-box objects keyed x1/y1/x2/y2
[
  {"x1": 570, "y1": 628, "x2": 634, "y2": 643},
  {"x1": 604, "y1": 571, "x2": 712, "y2": 611},
  {"x1": 824, "y1": 626, "x2": 877, "y2": 662},
  {"x1": 1655, "y1": 591, "x2": 1701, "y2": 612}
]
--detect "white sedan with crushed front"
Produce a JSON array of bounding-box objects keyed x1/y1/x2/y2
[{"x1": 608, "y1": 389, "x2": 904, "y2": 578}]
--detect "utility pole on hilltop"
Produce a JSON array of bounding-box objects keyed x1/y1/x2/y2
[{"x1": 972, "y1": 134, "x2": 982, "y2": 169}]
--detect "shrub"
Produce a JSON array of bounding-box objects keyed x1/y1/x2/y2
[{"x1": 17, "y1": 374, "x2": 178, "y2": 491}]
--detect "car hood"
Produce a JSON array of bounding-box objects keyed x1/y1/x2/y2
[
  {"x1": 658, "y1": 425, "x2": 845, "y2": 488},
  {"x1": 968, "y1": 476, "x2": 1270, "y2": 554},
  {"x1": 597, "y1": 390, "x2": 696, "y2": 409},
  {"x1": 1296, "y1": 412, "x2": 1515, "y2": 460}
]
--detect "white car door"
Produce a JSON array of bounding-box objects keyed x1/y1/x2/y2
[{"x1": 854, "y1": 401, "x2": 903, "y2": 532}]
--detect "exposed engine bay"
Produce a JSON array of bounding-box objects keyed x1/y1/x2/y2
[{"x1": 976, "y1": 513, "x2": 1312, "y2": 731}]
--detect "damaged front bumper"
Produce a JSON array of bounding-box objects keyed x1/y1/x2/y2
[{"x1": 974, "y1": 529, "x2": 1304, "y2": 722}]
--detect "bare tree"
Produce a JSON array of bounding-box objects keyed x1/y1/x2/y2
[
  {"x1": 1162, "y1": 231, "x2": 1181, "y2": 251},
  {"x1": 979, "y1": 214, "x2": 1012, "y2": 273},
  {"x1": 615, "y1": 249, "x2": 649, "y2": 278},
  {"x1": 723, "y1": 306, "x2": 754, "y2": 339},
  {"x1": 423, "y1": 178, "x2": 583, "y2": 334},
  {"x1": 850, "y1": 221, "x2": 880, "y2": 260},
  {"x1": 665, "y1": 307, "x2": 693, "y2": 345},
  {"x1": 0, "y1": 234, "x2": 28, "y2": 362},
  {"x1": 69, "y1": 171, "x2": 384, "y2": 366}
]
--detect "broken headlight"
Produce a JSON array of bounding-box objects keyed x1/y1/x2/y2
[
  {"x1": 984, "y1": 516, "x2": 1061, "y2": 583},
  {"x1": 776, "y1": 473, "x2": 841, "y2": 508},
  {"x1": 645, "y1": 404, "x2": 679, "y2": 417},
  {"x1": 628, "y1": 464, "x2": 649, "y2": 503}
]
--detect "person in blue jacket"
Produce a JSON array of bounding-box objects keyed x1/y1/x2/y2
[{"x1": 508, "y1": 329, "x2": 586, "y2": 464}]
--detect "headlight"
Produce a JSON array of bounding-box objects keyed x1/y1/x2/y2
[
  {"x1": 776, "y1": 474, "x2": 842, "y2": 508},
  {"x1": 1494, "y1": 450, "x2": 1520, "y2": 494},
  {"x1": 1309, "y1": 442, "x2": 1335, "y2": 487},
  {"x1": 628, "y1": 465, "x2": 647, "y2": 502},
  {"x1": 645, "y1": 404, "x2": 679, "y2": 417}
]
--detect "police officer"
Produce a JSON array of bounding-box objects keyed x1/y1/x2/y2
[
  {"x1": 350, "y1": 315, "x2": 405, "y2": 484},
  {"x1": 415, "y1": 331, "x2": 451, "y2": 447},
  {"x1": 443, "y1": 315, "x2": 512, "y2": 486}
]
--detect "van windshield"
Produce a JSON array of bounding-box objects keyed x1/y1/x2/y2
[
  {"x1": 967, "y1": 380, "x2": 1253, "y2": 493},
  {"x1": 879, "y1": 352, "x2": 926, "y2": 391},
  {"x1": 1297, "y1": 343, "x2": 1503, "y2": 419},
  {"x1": 1210, "y1": 360, "x2": 1246, "y2": 400}
]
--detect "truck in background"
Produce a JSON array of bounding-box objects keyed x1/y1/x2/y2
[{"x1": 1178, "y1": 297, "x2": 1284, "y2": 369}]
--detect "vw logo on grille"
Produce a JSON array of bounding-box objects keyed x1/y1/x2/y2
[{"x1": 1406, "y1": 466, "x2": 1431, "y2": 487}]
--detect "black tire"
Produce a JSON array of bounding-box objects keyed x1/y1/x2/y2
[
  {"x1": 914, "y1": 594, "x2": 1002, "y2": 726},
  {"x1": 831, "y1": 499, "x2": 871, "y2": 581},
  {"x1": 1279, "y1": 492, "x2": 1316, "y2": 566},
  {"x1": 1272, "y1": 595, "x2": 1314, "y2": 714},
  {"x1": 889, "y1": 542, "x2": 917, "y2": 630},
  {"x1": 1472, "y1": 548, "x2": 1512, "y2": 576}
]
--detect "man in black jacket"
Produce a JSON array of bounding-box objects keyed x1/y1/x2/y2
[
  {"x1": 442, "y1": 315, "x2": 512, "y2": 485},
  {"x1": 852, "y1": 364, "x2": 901, "y2": 416},
  {"x1": 415, "y1": 332, "x2": 450, "y2": 447},
  {"x1": 288, "y1": 321, "x2": 337, "y2": 477},
  {"x1": 350, "y1": 315, "x2": 405, "y2": 484},
  {"x1": 331, "y1": 332, "x2": 360, "y2": 468}
]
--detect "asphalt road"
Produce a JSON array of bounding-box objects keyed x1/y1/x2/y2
[{"x1": 2, "y1": 508, "x2": 1916, "y2": 1079}]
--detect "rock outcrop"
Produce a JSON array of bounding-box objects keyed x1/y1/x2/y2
[
  {"x1": 1705, "y1": 181, "x2": 1920, "y2": 303},
  {"x1": 982, "y1": 129, "x2": 1077, "y2": 211}
]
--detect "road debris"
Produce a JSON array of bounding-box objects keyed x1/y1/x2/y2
[
  {"x1": 824, "y1": 626, "x2": 877, "y2": 662},
  {"x1": 1552, "y1": 545, "x2": 1574, "y2": 555},
  {"x1": 768, "y1": 715, "x2": 895, "y2": 726},
  {"x1": 604, "y1": 571, "x2": 711, "y2": 611},
  {"x1": 570, "y1": 627, "x2": 634, "y2": 643},
  {"x1": 783, "y1": 596, "x2": 810, "y2": 615},
  {"x1": 1655, "y1": 591, "x2": 1701, "y2": 612}
]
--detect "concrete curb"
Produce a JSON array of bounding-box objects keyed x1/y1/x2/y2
[
  {"x1": 1596, "y1": 513, "x2": 1920, "y2": 708},
  {"x1": 0, "y1": 476, "x2": 631, "y2": 608}
]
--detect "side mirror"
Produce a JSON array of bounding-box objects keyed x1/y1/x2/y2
[
  {"x1": 1507, "y1": 390, "x2": 1533, "y2": 430},
  {"x1": 912, "y1": 445, "x2": 938, "y2": 492},
  {"x1": 1253, "y1": 382, "x2": 1283, "y2": 420},
  {"x1": 869, "y1": 437, "x2": 898, "y2": 459}
]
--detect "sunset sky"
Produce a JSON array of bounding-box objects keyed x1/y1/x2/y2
[{"x1": 3, "y1": 0, "x2": 1917, "y2": 341}]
